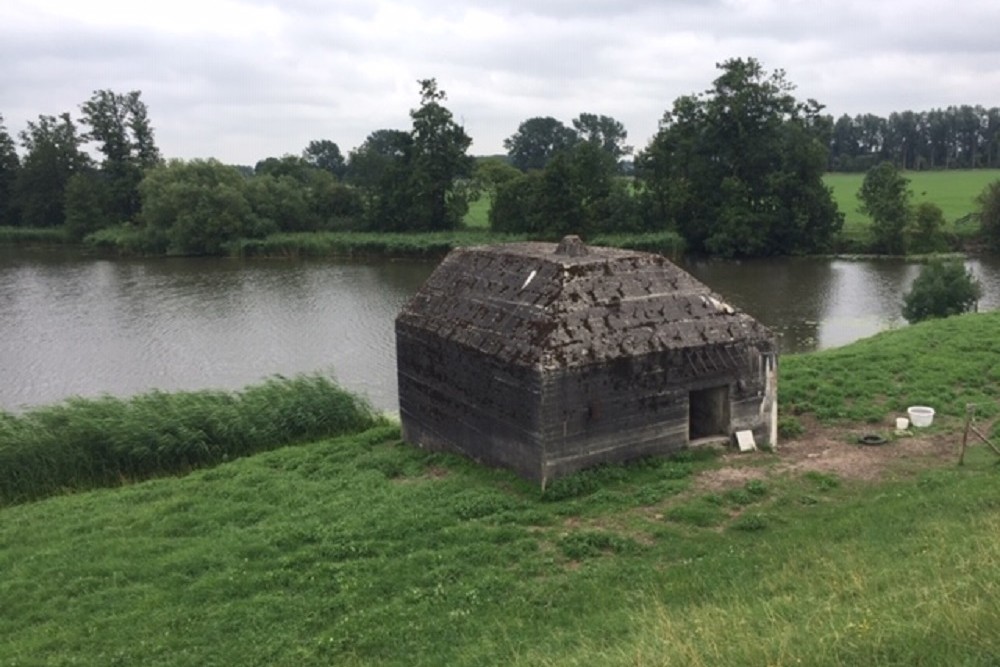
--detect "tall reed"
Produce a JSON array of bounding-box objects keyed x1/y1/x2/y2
[{"x1": 0, "y1": 374, "x2": 380, "y2": 505}]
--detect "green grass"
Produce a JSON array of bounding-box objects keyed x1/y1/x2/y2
[
  {"x1": 781, "y1": 310, "x2": 1000, "y2": 423},
  {"x1": 825, "y1": 169, "x2": 1000, "y2": 248},
  {"x1": 2, "y1": 314, "x2": 1000, "y2": 665},
  {"x1": 0, "y1": 374, "x2": 380, "y2": 505},
  {"x1": 464, "y1": 195, "x2": 491, "y2": 229}
]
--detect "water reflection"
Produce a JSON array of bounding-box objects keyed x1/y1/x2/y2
[{"x1": 2, "y1": 247, "x2": 998, "y2": 412}]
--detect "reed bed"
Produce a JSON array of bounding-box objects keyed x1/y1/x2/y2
[
  {"x1": 0, "y1": 374, "x2": 380, "y2": 505},
  {"x1": 0, "y1": 226, "x2": 67, "y2": 244}
]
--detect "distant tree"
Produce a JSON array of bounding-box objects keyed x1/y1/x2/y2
[
  {"x1": 303, "y1": 140, "x2": 346, "y2": 179},
  {"x1": 346, "y1": 129, "x2": 411, "y2": 215},
  {"x1": 307, "y1": 170, "x2": 363, "y2": 229},
  {"x1": 230, "y1": 164, "x2": 255, "y2": 179},
  {"x1": 64, "y1": 171, "x2": 113, "y2": 241},
  {"x1": 490, "y1": 140, "x2": 639, "y2": 237},
  {"x1": 976, "y1": 180, "x2": 1000, "y2": 251},
  {"x1": 244, "y1": 174, "x2": 310, "y2": 234},
  {"x1": 15, "y1": 113, "x2": 91, "y2": 227},
  {"x1": 138, "y1": 159, "x2": 254, "y2": 255},
  {"x1": 490, "y1": 171, "x2": 543, "y2": 234},
  {"x1": 350, "y1": 81, "x2": 473, "y2": 232},
  {"x1": 572, "y1": 112, "x2": 632, "y2": 169},
  {"x1": 637, "y1": 57, "x2": 842, "y2": 257},
  {"x1": 79, "y1": 89, "x2": 161, "y2": 224},
  {"x1": 253, "y1": 155, "x2": 315, "y2": 181},
  {"x1": 902, "y1": 260, "x2": 981, "y2": 323},
  {"x1": 406, "y1": 78, "x2": 475, "y2": 230},
  {"x1": 474, "y1": 157, "x2": 521, "y2": 206},
  {"x1": 858, "y1": 161, "x2": 911, "y2": 254},
  {"x1": 908, "y1": 202, "x2": 948, "y2": 254},
  {"x1": 503, "y1": 116, "x2": 578, "y2": 171},
  {"x1": 0, "y1": 113, "x2": 20, "y2": 226}
]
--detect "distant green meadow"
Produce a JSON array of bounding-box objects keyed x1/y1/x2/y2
[{"x1": 825, "y1": 169, "x2": 1000, "y2": 244}]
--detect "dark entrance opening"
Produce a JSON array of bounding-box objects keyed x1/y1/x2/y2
[{"x1": 689, "y1": 385, "x2": 730, "y2": 440}]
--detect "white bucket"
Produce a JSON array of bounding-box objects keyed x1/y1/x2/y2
[
  {"x1": 907, "y1": 406, "x2": 935, "y2": 428},
  {"x1": 895, "y1": 417, "x2": 909, "y2": 430}
]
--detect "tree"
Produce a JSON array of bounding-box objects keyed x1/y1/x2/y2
[
  {"x1": 909, "y1": 202, "x2": 947, "y2": 254},
  {"x1": 637, "y1": 57, "x2": 842, "y2": 257},
  {"x1": 244, "y1": 174, "x2": 310, "y2": 234},
  {"x1": 976, "y1": 180, "x2": 1000, "y2": 251},
  {"x1": 406, "y1": 78, "x2": 475, "y2": 230},
  {"x1": 902, "y1": 260, "x2": 981, "y2": 323},
  {"x1": 473, "y1": 157, "x2": 521, "y2": 207},
  {"x1": 347, "y1": 130, "x2": 413, "y2": 227},
  {"x1": 489, "y1": 140, "x2": 639, "y2": 237},
  {"x1": 0, "y1": 113, "x2": 20, "y2": 226},
  {"x1": 138, "y1": 159, "x2": 254, "y2": 255},
  {"x1": 64, "y1": 171, "x2": 112, "y2": 241},
  {"x1": 572, "y1": 113, "x2": 632, "y2": 170},
  {"x1": 858, "y1": 161, "x2": 911, "y2": 255},
  {"x1": 350, "y1": 81, "x2": 473, "y2": 232},
  {"x1": 80, "y1": 90, "x2": 161, "y2": 224},
  {"x1": 303, "y1": 140, "x2": 346, "y2": 179},
  {"x1": 15, "y1": 113, "x2": 91, "y2": 227},
  {"x1": 503, "y1": 116, "x2": 578, "y2": 171}
]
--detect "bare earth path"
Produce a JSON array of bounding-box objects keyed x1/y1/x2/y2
[{"x1": 694, "y1": 416, "x2": 980, "y2": 492}]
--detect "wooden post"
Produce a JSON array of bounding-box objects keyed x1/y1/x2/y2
[{"x1": 958, "y1": 404, "x2": 975, "y2": 466}]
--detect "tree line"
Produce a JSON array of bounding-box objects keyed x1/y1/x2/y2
[
  {"x1": 828, "y1": 106, "x2": 1000, "y2": 172},
  {"x1": 3, "y1": 61, "x2": 1000, "y2": 257}
]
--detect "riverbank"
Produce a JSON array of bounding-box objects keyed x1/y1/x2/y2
[{"x1": 2, "y1": 313, "x2": 999, "y2": 665}]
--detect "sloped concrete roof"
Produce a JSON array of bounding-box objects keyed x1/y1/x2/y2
[{"x1": 397, "y1": 237, "x2": 774, "y2": 369}]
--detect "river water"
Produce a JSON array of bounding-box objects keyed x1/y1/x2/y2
[{"x1": 3, "y1": 246, "x2": 999, "y2": 412}]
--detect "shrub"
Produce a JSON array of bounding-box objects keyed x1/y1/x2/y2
[
  {"x1": 976, "y1": 180, "x2": 1000, "y2": 251},
  {"x1": 902, "y1": 260, "x2": 981, "y2": 323},
  {"x1": 858, "y1": 161, "x2": 911, "y2": 255},
  {"x1": 908, "y1": 202, "x2": 948, "y2": 253}
]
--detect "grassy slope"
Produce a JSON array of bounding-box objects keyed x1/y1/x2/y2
[{"x1": 3, "y1": 313, "x2": 1000, "y2": 666}]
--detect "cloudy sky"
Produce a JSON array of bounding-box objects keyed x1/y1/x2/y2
[{"x1": 3, "y1": 0, "x2": 999, "y2": 166}]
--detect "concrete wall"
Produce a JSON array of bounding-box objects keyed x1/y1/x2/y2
[
  {"x1": 397, "y1": 323, "x2": 545, "y2": 480},
  {"x1": 398, "y1": 323, "x2": 777, "y2": 485},
  {"x1": 535, "y1": 343, "x2": 775, "y2": 484}
]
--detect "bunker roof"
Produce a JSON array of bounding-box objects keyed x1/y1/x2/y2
[{"x1": 397, "y1": 237, "x2": 775, "y2": 369}]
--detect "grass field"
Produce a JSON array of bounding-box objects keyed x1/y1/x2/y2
[
  {"x1": 464, "y1": 195, "x2": 491, "y2": 229},
  {"x1": 3, "y1": 313, "x2": 1000, "y2": 665},
  {"x1": 824, "y1": 169, "x2": 1000, "y2": 246}
]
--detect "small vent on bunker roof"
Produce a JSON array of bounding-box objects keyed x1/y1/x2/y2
[{"x1": 554, "y1": 235, "x2": 589, "y2": 257}]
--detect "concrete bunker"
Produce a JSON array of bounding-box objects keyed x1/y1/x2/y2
[{"x1": 395, "y1": 236, "x2": 778, "y2": 485}]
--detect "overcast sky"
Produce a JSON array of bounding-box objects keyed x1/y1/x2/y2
[{"x1": 4, "y1": 0, "x2": 1000, "y2": 166}]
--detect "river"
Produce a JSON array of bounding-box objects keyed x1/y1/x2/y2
[{"x1": 3, "y1": 246, "x2": 999, "y2": 412}]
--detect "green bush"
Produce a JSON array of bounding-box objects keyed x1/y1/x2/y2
[
  {"x1": 902, "y1": 260, "x2": 981, "y2": 323},
  {"x1": 976, "y1": 179, "x2": 1000, "y2": 251}
]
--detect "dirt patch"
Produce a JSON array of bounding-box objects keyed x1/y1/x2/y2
[{"x1": 695, "y1": 416, "x2": 966, "y2": 491}]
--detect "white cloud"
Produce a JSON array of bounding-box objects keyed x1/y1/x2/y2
[{"x1": 2, "y1": 0, "x2": 998, "y2": 164}]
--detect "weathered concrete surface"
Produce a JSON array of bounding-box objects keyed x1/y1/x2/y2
[{"x1": 396, "y1": 238, "x2": 778, "y2": 485}]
